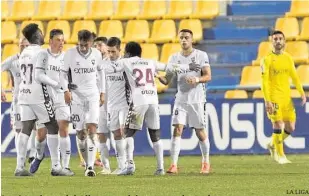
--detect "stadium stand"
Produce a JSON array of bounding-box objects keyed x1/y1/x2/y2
[
  {"x1": 1, "y1": 21, "x2": 17, "y2": 44},
  {"x1": 285, "y1": 0, "x2": 309, "y2": 18},
  {"x1": 7, "y1": 1, "x2": 35, "y2": 21},
  {"x1": 111, "y1": 1, "x2": 140, "y2": 20},
  {"x1": 122, "y1": 20, "x2": 150, "y2": 43},
  {"x1": 175, "y1": 19, "x2": 203, "y2": 43},
  {"x1": 252, "y1": 41, "x2": 272, "y2": 66},
  {"x1": 18, "y1": 21, "x2": 44, "y2": 43},
  {"x1": 160, "y1": 43, "x2": 182, "y2": 63},
  {"x1": 137, "y1": 0, "x2": 166, "y2": 20},
  {"x1": 224, "y1": 90, "x2": 248, "y2": 99},
  {"x1": 285, "y1": 41, "x2": 309, "y2": 64},
  {"x1": 190, "y1": 0, "x2": 219, "y2": 20},
  {"x1": 252, "y1": 90, "x2": 264, "y2": 99},
  {"x1": 32, "y1": 1, "x2": 62, "y2": 21},
  {"x1": 297, "y1": 65, "x2": 309, "y2": 84},
  {"x1": 240, "y1": 66, "x2": 261, "y2": 86},
  {"x1": 297, "y1": 17, "x2": 309, "y2": 41},
  {"x1": 275, "y1": 17, "x2": 299, "y2": 40},
  {"x1": 141, "y1": 43, "x2": 159, "y2": 61},
  {"x1": 164, "y1": 1, "x2": 193, "y2": 19},
  {"x1": 2, "y1": 44, "x2": 18, "y2": 61},
  {"x1": 98, "y1": 20, "x2": 123, "y2": 39},
  {"x1": 68, "y1": 20, "x2": 97, "y2": 43},
  {"x1": 147, "y1": 20, "x2": 176, "y2": 44},
  {"x1": 84, "y1": 0, "x2": 114, "y2": 20},
  {"x1": 60, "y1": 1, "x2": 88, "y2": 20},
  {"x1": 1, "y1": 1, "x2": 9, "y2": 21}
]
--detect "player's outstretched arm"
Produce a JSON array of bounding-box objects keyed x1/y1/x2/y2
[
  {"x1": 1, "y1": 55, "x2": 18, "y2": 72},
  {"x1": 35, "y1": 50, "x2": 59, "y2": 88}
]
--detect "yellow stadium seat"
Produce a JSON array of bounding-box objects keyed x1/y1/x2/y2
[
  {"x1": 285, "y1": 41, "x2": 309, "y2": 64},
  {"x1": 290, "y1": 89, "x2": 301, "y2": 98},
  {"x1": 148, "y1": 20, "x2": 176, "y2": 44},
  {"x1": 252, "y1": 42, "x2": 273, "y2": 66},
  {"x1": 84, "y1": 0, "x2": 114, "y2": 20},
  {"x1": 1, "y1": 21, "x2": 17, "y2": 44},
  {"x1": 141, "y1": 44, "x2": 159, "y2": 61},
  {"x1": 60, "y1": 1, "x2": 88, "y2": 20},
  {"x1": 63, "y1": 44, "x2": 76, "y2": 51},
  {"x1": 252, "y1": 90, "x2": 264, "y2": 99},
  {"x1": 44, "y1": 20, "x2": 71, "y2": 43},
  {"x1": 175, "y1": 19, "x2": 203, "y2": 43},
  {"x1": 160, "y1": 43, "x2": 181, "y2": 63},
  {"x1": 98, "y1": 20, "x2": 123, "y2": 39},
  {"x1": 296, "y1": 65, "x2": 309, "y2": 84},
  {"x1": 190, "y1": 1, "x2": 219, "y2": 20},
  {"x1": 68, "y1": 20, "x2": 97, "y2": 44},
  {"x1": 164, "y1": 1, "x2": 192, "y2": 19},
  {"x1": 1, "y1": 72, "x2": 12, "y2": 91},
  {"x1": 111, "y1": 1, "x2": 140, "y2": 20},
  {"x1": 18, "y1": 21, "x2": 44, "y2": 41},
  {"x1": 7, "y1": 1, "x2": 35, "y2": 21},
  {"x1": 120, "y1": 43, "x2": 126, "y2": 56},
  {"x1": 224, "y1": 90, "x2": 248, "y2": 99},
  {"x1": 2, "y1": 1, "x2": 9, "y2": 21},
  {"x1": 285, "y1": 0, "x2": 309, "y2": 18},
  {"x1": 275, "y1": 17, "x2": 299, "y2": 40},
  {"x1": 42, "y1": 44, "x2": 49, "y2": 49},
  {"x1": 2, "y1": 44, "x2": 19, "y2": 61},
  {"x1": 297, "y1": 17, "x2": 309, "y2": 41},
  {"x1": 240, "y1": 66, "x2": 261, "y2": 86},
  {"x1": 137, "y1": 0, "x2": 166, "y2": 20},
  {"x1": 32, "y1": 1, "x2": 61, "y2": 21},
  {"x1": 123, "y1": 20, "x2": 149, "y2": 43}
]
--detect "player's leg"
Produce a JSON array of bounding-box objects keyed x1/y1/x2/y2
[
  {"x1": 84, "y1": 101, "x2": 100, "y2": 177},
  {"x1": 97, "y1": 110, "x2": 111, "y2": 174},
  {"x1": 27, "y1": 129, "x2": 36, "y2": 163},
  {"x1": 56, "y1": 105, "x2": 74, "y2": 174},
  {"x1": 168, "y1": 104, "x2": 186, "y2": 173},
  {"x1": 29, "y1": 123, "x2": 47, "y2": 174},
  {"x1": 15, "y1": 104, "x2": 36, "y2": 176},
  {"x1": 145, "y1": 104, "x2": 165, "y2": 175},
  {"x1": 282, "y1": 101, "x2": 297, "y2": 142},
  {"x1": 190, "y1": 103, "x2": 210, "y2": 174}
]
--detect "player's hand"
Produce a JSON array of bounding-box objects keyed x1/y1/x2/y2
[
  {"x1": 301, "y1": 94, "x2": 307, "y2": 106},
  {"x1": 68, "y1": 83, "x2": 78, "y2": 90},
  {"x1": 185, "y1": 76, "x2": 199, "y2": 85},
  {"x1": 99, "y1": 93, "x2": 105, "y2": 106},
  {"x1": 64, "y1": 91, "x2": 72, "y2": 105},
  {"x1": 189, "y1": 63, "x2": 201, "y2": 72},
  {"x1": 1, "y1": 90, "x2": 7, "y2": 102},
  {"x1": 265, "y1": 101, "x2": 274, "y2": 114}
]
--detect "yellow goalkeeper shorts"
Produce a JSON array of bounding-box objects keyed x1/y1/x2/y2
[{"x1": 267, "y1": 99, "x2": 296, "y2": 122}]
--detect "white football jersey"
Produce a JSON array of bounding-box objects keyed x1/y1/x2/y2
[
  {"x1": 167, "y1": 49, "x2": 210, "y2": 104},
  {"x1": 104, "y1": 57, "x2": 130, "y2": 111},
  {"x1": 1, "y1": 54, "x2": 21, "y2": 101},
  {"x1": 18, "y1": 45, "x2": 50, "y2": 104},
  {"x1": 45, "y1": 49, "x2": 65, "y2": 105},
  {"x1": 112, "y1": 57, "x2": 161, "y2": 106},
  {"x1": 63, "y1": 47, "x2": 103, "y2": 102}
]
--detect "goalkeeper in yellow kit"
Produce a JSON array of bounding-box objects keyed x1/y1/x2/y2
[{"x1": 261, "y1": 30, "x2": 307, "y2": 164}]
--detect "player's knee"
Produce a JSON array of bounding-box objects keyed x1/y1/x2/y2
[
  {"x1": 284, "y1": 123, "x2": 295, "y2": 133},
  {"x1": 58, "y1": 120, "x2": 69, "y2": 137},
  {"x1": 173, "y1": 126, "x2": 183, "y2": 137},
  {"x1": 113, "y1": 129, "x2": 123, "y2": 140},
  {"x1": 21, "y1": 120, "x2": 36, "y2": 136},
  {"x1": 77, "y1": 130, "x2": 87, "y2": 140},
  {"x1": 87, "y1": 123, "x2": 97, "y2": 134},
  {"x1": 98, "y1": 133, "x2": 108, "y2": 143},
  {"x1": 16, "y1": 129, "x2": 21, "y2": 133},
  {"x1": 148, "y1": 129, "x2": 160, "y2": 142},
  {"x1": 195, "y1": 128, "x2": 206, "y2": 141},
  {"x1": 88, "y1": 132, "x2": 96, "y2": 143},
  {"x1": 125, "y1": 128, "x2": 136, "y2": 138},
  {"x1": 36, "y1": 128, "x2": 47, "y2": 142},
  {"x1": 45, "y1": 120, "x2": 59, "y2": 135}
]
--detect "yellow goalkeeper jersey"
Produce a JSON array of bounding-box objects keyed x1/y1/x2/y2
[{"x1": 260, "y1": 51, "x2": 304, "y2": 103}]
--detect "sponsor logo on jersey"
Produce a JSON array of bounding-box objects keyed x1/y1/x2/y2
[
  {"x1": 20, "y1": 88, "x2": 31, "y2": 94},
  {"x1": 48, "y1": 65, "x2": 60, "y2": 72},
  {"x1": 106, "y1": 75, "x2": 124, "y2": 81},
  {"x1": 91, "y1": 59, "x2": 95, "y2": 66},
  {"x1": 73, "y1": 67, "x2": 96, "y2": 74},
  {"x1": 141, "y1": 90, "x2": 156, "y2": 95}
]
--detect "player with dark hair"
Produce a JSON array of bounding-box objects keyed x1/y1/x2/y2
[
  {"x1": 261, "y1": 30, "x2": 306, "y2": 164},
  {"x1": 29, "y1": 29, "x2": 74, "y2": 175},
  {"x1": 158, "y1": 28, "x2": 212, "y2": 174},
  {"x1": 94, "y1": 36, "x2": 108, "y2": 59},
  {"x1": 15, "y1": 23, "x2": 71, "y2": 176},
  {"x1": 60, "y1": 29, "x2": 105, "y2": 177}
]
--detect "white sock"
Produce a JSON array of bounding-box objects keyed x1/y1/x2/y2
[
  {"x1": 77, "y1": 137, "x2": 87, "y2": 164},
  {"x1": 126, "y1": 137, "x2": 134, "y2": 162},
  {"x1": 59, "y1": 136, "x2": 71, "y2": 168},
  {"x1": 99, "y1": 142, "x2": 110, "y2": 169},
  {"x1": 171, "y1": 137, "x2": 181, "y2": 166},
  {"x1": 14, "y1": 132, "x2": 20, "y2": 154},
  {"x1": 110, "y1": 135, "x2": 116, "y2": 151},
  {"x1": 115, "y1": 139, "x2": 126, "y2": 170},
  {"x1": 47, "y1": 134, "x2": 61, "y2": 170},
  {"x1": 199, "y1": 138, "x2": 210, "y2": 163},
  {"x1": 28, "y1": 130, "x2": 36, "y2": 158},
  {"x1": 153, "y1": 140, "x2": 164, "y2": 170},
  {"x1": 16, "y1": 133, "x2": 29, "y2": 170},
  {"x1": 35, "y1": 138, "x2": 46, "y2": 160},
  {"x1": 87, "y1": 134, "x2": 97, "y2": 168}
]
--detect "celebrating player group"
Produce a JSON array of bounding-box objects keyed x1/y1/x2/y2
[{"x1": 2, "y1": 23, "x2": 304, "y2": 178}]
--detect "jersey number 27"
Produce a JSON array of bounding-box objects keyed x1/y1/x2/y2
[{"x1": 21, "y1": 64, "x2": 33, "y2": 84}]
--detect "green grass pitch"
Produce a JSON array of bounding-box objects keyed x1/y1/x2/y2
[{"x1": 2, "y1": 155, "x2": 309, "y2": 196}]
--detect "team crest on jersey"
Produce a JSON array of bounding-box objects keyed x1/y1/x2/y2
[
  {"x1": 60, "y1": 60, "x2": 64, "y2": 64},
  {"x1": 91, "y1": 59, "x2": 95, "y2": 66},
  {"x1": 191, "y1": 57, "x2": 196, "y2": 63},
  {"x1": 76, "y1": 62, "x2": 80, "y2": 66}
]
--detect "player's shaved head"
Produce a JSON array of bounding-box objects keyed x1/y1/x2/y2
[
  {"x1": 22, "y1": 23, "x2": 44, "y2": 45},
  {"x1": 19, "y1": 37, "x2": 30, "y2": 54},
  {"x1": 125, "y1": 41, "x2": 142, "y2": 58}
]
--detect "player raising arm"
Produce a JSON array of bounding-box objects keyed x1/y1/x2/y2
[
  {"x1": 60, "y1": 30, "x2": 105, "y2": 177},
  {"x1": 261, "y1": 30, "x2": 306, "y2": 164}
]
